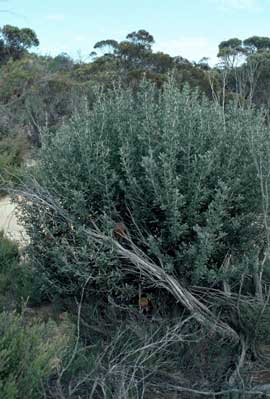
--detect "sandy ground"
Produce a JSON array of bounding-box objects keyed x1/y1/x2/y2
[{"x1": 0, "y1": 196, "x2": 28, "y2": 246}]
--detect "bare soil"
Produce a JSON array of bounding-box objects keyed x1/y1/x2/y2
[{"x1": 0, "y1": 195, "x2": 28, "y2": 246}]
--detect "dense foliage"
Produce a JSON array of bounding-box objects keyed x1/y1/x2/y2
[
  {"x1": 3, "y1": 23, "x2": 270, "y2": 397},
  {"x1": 0, "y1": 135, "x2": 28, "y2": 195},
  {"x1": 21, "y1": 80, "x2": 270, "y2": 305},
  {"x1": 0, "y1": 25, "x2": 39, "y2": 63},
  {"x1": 0, "y1": 310, "x2": 69, "y2": 399},
  {"x1": 0, "y1": 232, "x2": 38, "y2": 308}
]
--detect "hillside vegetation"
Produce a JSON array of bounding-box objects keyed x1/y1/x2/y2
[{"x1": 2, "y1": 25, "x2": 270, "y2": 398}]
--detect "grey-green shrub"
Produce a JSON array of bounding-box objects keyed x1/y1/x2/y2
[{"x1": 21, "y1": 79, "x2": 270, "y2": 301}]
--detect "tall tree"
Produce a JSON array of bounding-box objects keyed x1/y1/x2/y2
[
  {"x1": 93, "y1": 39, "x2": 119, "y2": 56},
  {"x1": 243, "y1": 36, "x2": 270, "y2": 53},
  {"x1": 126, "y1": 29, "x2": 154, "y2": 49},
  {"x1": 93, "y1": 29, "x2": 155, "y2": 70},
  {"x1": 218, "y1": 38, "x2": 245, "y2": 68},
  {"x1": 0, "y1": 24, "x2": 39, "y2": 62}
]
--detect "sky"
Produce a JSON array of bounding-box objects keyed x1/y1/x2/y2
[{"x1": 1, "y1": 0, "x2": 270, "y2": 65}]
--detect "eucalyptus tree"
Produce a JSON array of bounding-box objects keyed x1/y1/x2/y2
[{"x1": 0, "y1": 24, "x2": 39, "y2": 62}]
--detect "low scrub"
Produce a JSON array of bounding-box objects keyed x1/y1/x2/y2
[
  {"x1": 0, "y1": 134, "x2": 28, "y2": 196},
  {"x1": 0, "y1": 232, "x2": 40, "y2": 308},
  {"x1": 0, "y1": 310, "x2": 70, "y2": 399}
]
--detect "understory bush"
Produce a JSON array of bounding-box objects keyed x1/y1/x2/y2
[
  {"x1": 21, "y1": 79, "x2": 270, "y2": 303},
  {"x1": 0, "y1": 310, "x2": 70, "y2": 399},
  {"x1": 0, "y1": 232, "x2": 35, "y2": 308},
  {"x1": 0, "y1": 134, "x2": 28, "y2": 195}
]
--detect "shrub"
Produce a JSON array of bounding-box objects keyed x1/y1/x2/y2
[
  {"x1": 0, "y1": 55, "x2": 93, "y2": 145},
  {"x1": 0, "y1": 135, "x2": 28, "y2": 195},
  {"x1": 0, "y1": 231, "x2": 20, "y2": 307},
  {"x1": 0, "y1": 232, "x2": 38, "y2": 308},
  {"x1": 21, "y1": 79, "x2": 270, "y2": 302},
  {"x1": 0, "y1": 310, "x2": 70, "y2": 399},
  {"x1": 0, "y1": 231, "x2": 19, "y2": 268}
]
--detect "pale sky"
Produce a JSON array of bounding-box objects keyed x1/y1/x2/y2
[{"x1": 1, "y1": 0, "x2": 270, "y2": 65}]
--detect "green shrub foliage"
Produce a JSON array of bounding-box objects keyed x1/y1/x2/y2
[
  {"x1": 0, "y1": 135, "x2": 28, "y2": 195},
  {"x1": 0, "y1": 232, "x2": 20, "y2": 307},
  {"x1": 22, "y1": 79, "x2": 270, "y2": 300},
  {"x1": 0, "y1": 232, "x2": 38, "y2": 308},
  {"x1": 0, "y1": 310, "x2": 68, "y2": 399}
]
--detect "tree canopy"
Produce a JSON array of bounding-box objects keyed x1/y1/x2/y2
[{"x1": 0, "y1": 24, "x2": 39, "y2": 62}]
